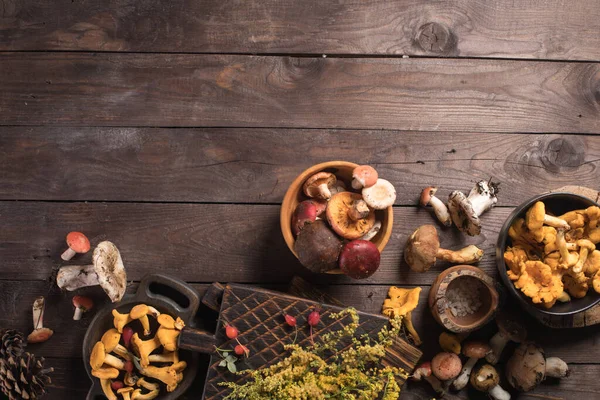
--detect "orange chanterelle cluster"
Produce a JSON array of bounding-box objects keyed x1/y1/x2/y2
[
  {"x1": 90, "y1": 304, "x2": 186, "y2": 400},
  {"x1": 505, "y1": 202, "x2": 600, "y2": 308}
]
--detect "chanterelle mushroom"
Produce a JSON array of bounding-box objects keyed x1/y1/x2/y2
[
  {"x1": 526, "y1": 201, "x2": 570, "y2": 233},
  {"x1": 448, "y1": 180, "x2": 499, "y2": 236},
  {"x1": 486, "y1": 311, "x2": 527, "y2": 365},
  {"x1": 90, "y1": 341, "x2": 125, "y2": 370},
  {"x1": 295, "y1": 220, "x2": 343, "y2": 273},
  {"x1": 351, "y1": 165, "x2": 378, "y2": 189},
  {"x1": 61, "y1": 231, "x2": 91, "y2": 260},
  {"x1": 382, "y1": 286, "x2": 422, "y2": 345},
  {"x1": 404, "y1": 225, "x2": 484, "y2": 272},
  {"x1": 470, "y1": 364, "x2": 511, "y2": 400},
  {"x1": 303, "y1": 172, "x2": 336, "y2": 200},
  {"x1": 91, "y1": 367, "x2": 119, "y2": 400},
  {"x1": 362, "y1": 179, "x2": 396, "y2": 210},
  {"x1": 132, "y1": 333, "x2": 161, "y2": 367},
  {"x1": 101, "y1": 328, "x2": 132, "y2": 360},
  {"x1": 56, "y1": 241, "x2": 127, "y2": 302},
  {"x1": 420, "y1": 187, "x2": 452, "y2": 227},
  {"x1": 27, "y1": 297, "x2": 54, "y2": 343},
  {"x1": 452, "y1": 341, "x2": 491, "y2": 390},
  {"x1": 506, "y1": 342, "x2": 569, "y2": 392}
]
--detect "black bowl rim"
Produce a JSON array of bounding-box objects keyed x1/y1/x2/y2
[{"x1": 496, "y1": 192, "x2": 600, "y2": 317}]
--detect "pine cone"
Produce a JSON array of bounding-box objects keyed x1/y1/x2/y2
[{"x1": 0, "y1": 330, "x2": 53, "y2": 400}]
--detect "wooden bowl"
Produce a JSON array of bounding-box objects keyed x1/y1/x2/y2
[
  {"x1": 280, "y1": 161, "x2": 393, "y2": 274},
  {"x1": 428, "y1": 265, "x2": 499, "y2": 333}
]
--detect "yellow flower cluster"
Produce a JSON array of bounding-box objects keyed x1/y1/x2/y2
[{"x1": 219, "y1": 308, "x2": 407, "y2": 400}]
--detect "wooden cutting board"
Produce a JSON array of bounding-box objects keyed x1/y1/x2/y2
[{"x1": 201, "y1": 283, "x2": 422, "y2": 399}]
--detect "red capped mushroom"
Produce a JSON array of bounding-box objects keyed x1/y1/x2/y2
[
  {"x1": 292, "y1": 200, "x2": 318, "y2": 236},
  {"x1": 412, "y1": 361, "x2": 445, "y2": 395},
  {"x1": 351, "y1": 165, "x2": 378, "y2": 189},
  {"x1": 339, "y1": 240, "x2": 381, "y2": 279},
  {"x1": 72, "y1": 295, "x2": 94, "y2": 320},
  {"x1": 61, "y1": 231, "x2": 91, "y2": 261}
]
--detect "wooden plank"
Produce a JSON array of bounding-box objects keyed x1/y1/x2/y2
[
  {"x1": 1, "y1": 53, "x2": 598, "y2": 132},
  {"x1": 2, "y1": 0, "x2": 600, "y2": 61},
  {"x1": 3, "y1": 279, "x2": 598, "y2": 364},
  {"x1": 2, "y1": 128, "x2": 600, "y2": 205}
]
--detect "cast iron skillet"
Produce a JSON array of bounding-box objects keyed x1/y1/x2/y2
[
  {"x1": 497, "y1": 192, "x2": 600, "y2": 317},
  {"x1": 84, "y1": 274, "x2": 215, "y2": 400}
]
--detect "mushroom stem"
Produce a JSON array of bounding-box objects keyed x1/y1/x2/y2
[
  {"x1": 429, "y1": 196, "x2": 452, "y2": 227},
  {"x1": 424, "y1": 375, "x2": 445, "y2": 394},
  {"x1": 452, "y1": 357, "x2": 477, "y2": 391},
  {"x1": 61, "y1": 247, "x2": 77, "y2": 261},
  {"x1": 488, "y1": 384, "x2": 511, "y2": 400},
  {"x1": 468, "y1": 180, "x2": 499, "y2": 216},
  {"x1": 56, "y1": 264, "x2": 99, "y2": 290},
  {"x1": 436, "y1": 245, "x2": 484, "y2": 264},
  {"x1": 100, "y1": 379, "x2": 117, "y2": 400},
  {"x1": 404, "y1": 312, "x2": 422, "y2": 345},
  {"x1": 543, "y1": 215, "x2": 570, "y2": 230},
  {"x1": 316, "y1": 183, "x2": 332, "y2": 200},
  {"x1": 348, "y1": 200, "x2": 370, "y2": 221},
  {"x1": 32, "y1": 296, "x2": 45, "y2": 330},
  {"x1": 545, "y1": 357, "x2": 569, "y2": 378},
  {"x1": 486, "y1": 332, "x2": 508, "y2": 365}
]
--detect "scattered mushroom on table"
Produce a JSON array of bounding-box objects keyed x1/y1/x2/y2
[
  {"x1": 72, "y1": 295, "x2": 94, "y2": 320},
  {"x1": 61, "y1": 231, "x2": 91, "y2": 261},
  {"x1": 506, "y1": 342, "x2": 569, "y2": 392},
  {"x1": 420, "y1": 186, "x2": 452, "y2": 227},
  {"x1": 470, "y1": 364, "x2": 511, "y2": 400},
  {"x1": 381, "y1": 286, "x2": 422, "y2": 345},
  {"x1": 486, "y1": 311, "x2": 527, "y2": 364},
  {"x1": 452, "y1": 340, "x2": 492, "y2": 390},
  {"x1": 27, "y1": 296, "x2": 54, "y2": 343},
  {"x1": 448, "y1": 179, "x2": 499, "y2": 236}
]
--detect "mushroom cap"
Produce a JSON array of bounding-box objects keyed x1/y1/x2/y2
[
  {"x1": 73, "y1": 295, "x2": 94, "y2": 310},
  {"x1": 404, "y1": 225, "x2": 440, "y2": 272},
  {"x1": 352, "y1": 165, "x2": 378, "y2": 188},
  {"x1": 27, "y1": 327, "x2": 54, "y2": 343},
  {"x1": 92, "y1": 366, "x2": 120, "y2": 380},
  {"x1": 101, "y1": 328, "x2": 122, "y2": 353},
  {"x1": 339, "y1": 240, "x2": 381, "y2": 279},
  {"x1": 470, "y1": 364, "x2": 500, "y2": 392},
  {"x1": 292, "y1": 200, "x2": 318, "y2": 236},
  {"x1": 362, "y1": 179, "x2": 396, "y2": 210},
  {"x1": 295, "y1": 220, "x2": 343, "y2": 273},
  {"x1": 66, "y1": 231, "x2": 91, "y2": 253},
  {"x1": 462, "y1": 341, "x2": 491, "y2": 359},
  {"x1": 90, "y1": 341, "x2": 107, "y2": 370},
  {"x1": 326, "y1": 192, "x2": 375, "y2": 240},
  {"x1": 302, "y1": 172, "x2": 336, "y2": 199},
  {"x1": 431, "y1": 352, "x2": 462, "y2": 381},
  {"x1": 130, "y1": 304, "x2": 149, "y2": 320},
  {"x1": 448, "y1": 191, "x2": 481, "y2": 235},
  {"x1": 412, "y1": 361, "x2": 432, "y2": 380},
  {"x1": 526, "y1": 202, "x2": 546, "y2": 232},
  {"x1": 158, "y1": 314, "x2": 176, "y2": 329},
  {"x1": 381, "y1": 286, "x2": 421, "y2": 318},
  {"x1": 506, "y1": 342, "x2": 546, "y2": 392},
  {"x1": 93, "y1": 241, "x2": 127, "y2": 303},
  {"x1": 496, "y1": 311, "x2": 527, "y2": 342},
  {"x1": 420, "y1": 187, "x2": 438, "y2": 207}
]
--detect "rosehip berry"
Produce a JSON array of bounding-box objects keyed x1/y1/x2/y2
[
  {"x1": 124, "y1": 360, "x2": 133, "y2": 373},
  {"x1": 234, "y1": 344, "x2": 249, "y2": 357},
  {"x1": 308, "y1": 310, "x2": 320, "y2": 327},
  {"x1": 122, "y1": 326, "x2": 134, "y2": 349},
  {"x1": 111, "y1": 381, "x2": 124, "y2": 391},
  {"x1": 284, "y1": 314, "x2": 297, "y2": 327},
  {"x1": 225, "y1": 325, "x2": 239, "y2": 340}
]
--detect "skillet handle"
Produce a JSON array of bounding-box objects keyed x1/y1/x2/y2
[
  {"x1": 178, "y1": 326, "x2": 217, "y2": 354},
  {"x1": 86, "y1": 381, "x2": 104, "y2": 400},
  {"x1": 135, "y1": 274, "x2": 200, "y2": 322}
]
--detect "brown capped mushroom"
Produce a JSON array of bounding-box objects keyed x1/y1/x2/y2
[
  {"x1": 404, "y1": 225, "x2": 484, "y2": 272},
  {"x1": 452, "y1": 341, "x2": 492, "y2": 390},
  {"x1": 362, "y1": 179, "x2": 396, "y2": 210},
  {"x1": 420, "y1": 187, "x2": 452, "y2": 227},
  {"x1": 486, "y1": 311, "x2": 527, "y2": 364},
  {"x1": 295, "y1": 220, "x2": 343, "y2": 273},
  {"x1": 351, "y1": 165, "x2": 378, "y2": 189},
  {"x1": 506, "y1": 342, "x2": 569, "y2": 392},
  {"x1": 302, "y1": 172, "x2": 336, "y2": 200},
  {"x1": 470, "y1": 364, "x2": 511, "y2": 400},
  {"x1": 326, "y1": 192, "x2": 375, "y2": 240},
  {"x1": 448, "y1": 180, "x2": 499, "y2": 236}
]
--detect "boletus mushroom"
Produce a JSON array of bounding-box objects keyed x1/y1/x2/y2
[
  {"x1": 506, "y1": 342, "x2": 569, "y2": 392},
  {"x1": 61, "y1": 231, "x2": 91, "y2": 260},
  {"x1": 470, "y1": 364, "x2": 511, "y2": 400},
  {"x1": 295, "y1": 220, "x2": 343, "y2": 273},
  {"x1": 56, "y1": 241, "x2": 127, "y2": 303},
  {"x1": 404, "y1": 225, "x2": 484, "y2": 272},
  {"x1": 302, "y1": 172, "x2": 337, "y2": 200},
  {"x1": 448, "y1": 180, "x2": 499, "y2": 236},
  {"x1": 338, "y1": 240, "x2": 380, "y2": 279},
  {"x1": 326, "y1": 192, "x2": 375, "y2": 240},
  {"x1": 486, "y1": 311, "x2": 527, "y2": 365},
  {"x1": 420, "y1": 187, "x2": 452, "y2": 227},
  {"x1": 452, "y1": 341, "x2": 492, "y2": 390}
]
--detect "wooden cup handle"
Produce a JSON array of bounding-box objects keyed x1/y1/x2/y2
[{"x1": 178, "y1": 326, "x2": 217, "y2": 354}]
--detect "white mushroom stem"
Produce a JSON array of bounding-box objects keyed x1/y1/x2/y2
[
  {"x1": 316, "y1": 183, "x2": 332, "y2": 199},
  {"x1": 486, "y1": 332, "x2": 508, "y2": 364},
  {"x1": 452, "y1": 357, "x2": 477, "y2": 390},
  {"x1": 488, "y1": 383, "x2": 511, "y2": 400},
  {"x1": 360, "y1": 221, "x2": 381, "y2": 241},
  {"x1": 61, "y1": 247, "x2": 77, "y2": 261},
  {"x1": 32, "y1": 297, "x2": 45, "y2": 329},
  {"x1": 543, "y1": 215, "x2": 570, "y2": 230},
  {"x1": 429, "y1": 196, "x2": 452, "y2": 226},
  {"x1": 467, "y1": 180, "x2": 498, "y2": 216},
  {"x1": 56, "y1": 264, "x2": 100, "y2": 290},
  {"x1": 546, "y1": 357, "x2": 569, "y2": 378},
  {"x1": 424, "y1": 375, "x2": 444, "y2": 394}
]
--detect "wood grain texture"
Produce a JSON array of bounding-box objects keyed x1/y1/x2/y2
[
  {"x1": 3, "y1": 128, "x2": 600, "y2": 205},
  {"x1": 2, "y1": 0, "x2": 600, "y2": 61},
  {"x1": 1, "y1": 53, "x2": 598, "y2": 132}
]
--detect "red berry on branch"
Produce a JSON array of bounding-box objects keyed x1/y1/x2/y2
[
  {"x1": 234, "y1": 344, "x2": 249, "y2": 357},
  {"x1": 225, "y1": 324, "x2": 239, "y2": 340},
  {"x1": 284, "y1": 314, "x2": 297, "y2": 327}
]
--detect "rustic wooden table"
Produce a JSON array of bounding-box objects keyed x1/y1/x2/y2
[{"x1": 1, "y1": 1, "x2": 600, "y2": 399}]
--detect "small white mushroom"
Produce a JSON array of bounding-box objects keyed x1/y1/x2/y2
[{"x1": 362, "y1": 179, "x2": 396, "y2": 210}]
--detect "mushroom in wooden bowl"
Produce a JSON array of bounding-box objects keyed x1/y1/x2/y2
[{"x1": 280, "y1": 161, "x2": 394, "y2": 277}]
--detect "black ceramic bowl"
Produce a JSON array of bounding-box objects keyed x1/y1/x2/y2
[{"x1": 497, "y1": 192, "x2": 600, "y2": 317}]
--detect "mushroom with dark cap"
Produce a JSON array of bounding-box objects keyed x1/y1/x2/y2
[
  {"x1": 404, "y1": 225, "x2": 484, "y2": 272},
  {"x1": 485, "y1": 311, "x2": 527, "y2": 364},
  {"x1": 339, "y1": 240, "x2": 380, "y2": 279},
  {"x1": 448, "y1": 180, "x2": 499, "y2": 236},
  {"x1": 362, "y1": 179, "x2": 396, "y2": 210},
  {"x1": 431, "y1": 352, "x2": 462, "y2": 382},
  {"x1": 56, "y1": 241, "x2": 127, "y2": 303},
  {"x1": 420, "y1": 187, "x2": 452, "y2": 227},
  {"x1": 295, "y1": 220, "x2": 343, "y2": 273},
  {"x1": 291, "y1": 200, "x2": 317, "y2": 236},
  {"x1": 470, "y1": 364, "x2": 511, "y2": 400},
  {"x1": 72, "y1": 295, "x2": 94, "y2": 321},
  {"x1": 326, "y1": 192, "x2": 375, "y2": 240},
  {"x1": 351, "y1": 165, "x2": 378, "y2": 189},
  {"x1": 61, "y1": 231, "x2": 91, "y2": 261},
  {"x1": 452, "y1": 341, "x2": 492, "y2": 390},
  {"x1": 412, "y1": 361, "x2": 445, "y2": 395},
  {"x1": 302, "y1": 172, "x2": 337, "y2": 200},
  {"x1": 27, "y1": 297, "x2": 54, "y2": 343},
  {"x1": 506, "y1": 342, "x2": 569, "y2": 392}
]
